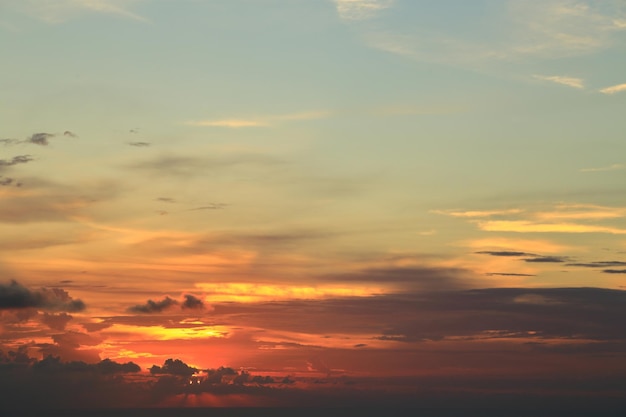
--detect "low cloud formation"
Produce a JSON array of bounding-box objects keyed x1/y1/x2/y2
[
  {"x1": 567, "y1": 261, "x2": 626, "y2": 268},
  {"x1": 40, "y1": 312, "x2": 73, "y2": 330},
  {"x1": 150, "y1": 358, "x2": 197, "y2": 376},
  {"x1": 27, "y1": 132, "x2": 55, "y2": 146},
  {"x1": 0, "y1": 155, "x2": 34, "y2": 169},
  {"x1": 0, "y1": 281, "x2": 85, "y2": 312},
  {"x1": 476, "y1": 251, "x2": 536, "y2": 257},
  {"x1": 182, "y1": 294, "x2": 204, "y2": 309},
  {"x1": 603, "y1": 269, "x2": 626, "y2": 274},
  {"x1": 524, "y1": 256, "x2": 567, "y2": 263},
  {"x1": 128, "y1": 141, "x2": 150, "y2": 147},
  {"x1": 128, "y1": 296, "x2": 178, "y2": 313}
]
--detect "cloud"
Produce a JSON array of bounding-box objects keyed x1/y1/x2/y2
[
  {"x1": 476, "y1": 251, "x2": 537, "y2": 257},
  {"x1": 477, "y1": 220, "x2": 626, "y2": 234},
  {"x1": 334, "y1": 0, "x2": 393, "y2": 21},
  {"x1": 128, "y1": 141, "x2": 151, "y2": 147},
  {"x1": 41, "y1": 312, "x2": 73, "y2": 330},
  {"x1": 580, "y1": 163, "x2": 624, "y2": 172},
  {"x1": 524, "y1": 256, "x2": 567, "y2": 263},
  {"x1": 186, "y1": 111, "x2": 329, "y2": 128},
  {"x1": 567, "y1": 261, "x2": 626, "y2": 268},
  {"x1": 26, "y1": 132, "x2": 54, "y2": 146},
  {"x1": 599, "y1": 83, "x2": 626, "y2": 94},
  {"x1": 533, "y1": 74, "x2": 584, "y2": 88},
  {"x1": 486, "y1": 272, "x2": 536, "y2": 277},
  {"x1": 433, "y1": 209, "x2": 523, "y2": 218},
  {"x1": 0, "y1": 281, "x2": 86, "y2": 312},
  {"x1": 128, "y1": 296, "x2": 178, "y2": 314},
  {"x1": 150, "y1": 358, "x2": 197, "y2": 376},
  {"x1": 181, "y1": 294, "x2": 204, "y2": 310},
  {"x1": 602, "y1": 269, "x2": 626, "y2": 274},
  {"x1": 8, "y1": 0, "x2": 147, "y2": 24},
  {"x1": 63, "y1": 130, "x2": 77, "y2": 138},
  {"x1": 0, "y1": 138, "x2": 20, "y2": 146},
  {"x1": 0, "y1": 155, "x2": 34, "y2": 169}
]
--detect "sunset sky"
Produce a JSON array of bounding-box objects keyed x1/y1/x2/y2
[{"x1": 1, "y1": 0, "x2": 626, "y2": 411}]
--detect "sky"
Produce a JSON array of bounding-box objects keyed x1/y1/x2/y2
[{"x1": 1, "y1": 0, "x2": 626, "y2": 411}]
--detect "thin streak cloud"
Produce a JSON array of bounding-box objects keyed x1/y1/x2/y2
[
  {"x1": 533, "y1": 74, "x2": 584, "y2": 89},
  {"x1": 599, "y1": 83, "x2": 626, "y2": 94},
  {"x1": 186, "y1": 111, "x2": 330, "y2": 128}
]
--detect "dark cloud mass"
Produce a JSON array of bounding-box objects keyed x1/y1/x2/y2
[
  {"x1": 27, "y1": 132, "x2": 54, "y2": 146},
  {"x1": 524, "y1": 256, "x2": 567, "y2": 263},
  {"x1": 0, "y1": 281, "x2": 85, "y2": 312},
  {"x1": 603, "y1": 269, "x2": 626, "y2": 274},
  {"x1": 128, "y1": 141, "x2": 150, "y2": 147},
  {"x1": 150, "y1": 358, "x2": 197, "y2": 376},
  {"x1": 0, "y1": 155, "x2": 34, "y2": 168},
  {"x1": 486, "y1": 272, "x2": 536, "y2": 277},
  {"x1": 567, "y1": 261, "x2": 626, "y2": 268},
  {"x1": 182, "y1": 294, "x2": 204, "y2": 309},
  {"x1": 41, "y1": 312, "x2": 73, "y2": 330},
  {"x1": 476, "y1": 251, "x2": 536, "y2": 257},
  {"x1": 128, "y1": 296, "x2": 178, "y2": 313}
]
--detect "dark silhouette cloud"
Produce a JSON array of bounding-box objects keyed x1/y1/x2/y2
[
  {"x1": 486, "y1": 272, "x2": 536, "y2": 277},
  {"x1": 0, "y1": 138, "x2": 20, "y2": 146},
  {"x1": 567, "y1": 261, "x2": 626, "y2": 268},
  {"x1": 150, "y1": 358, "x2": 197, "y2": 376},
  {"x1": 0, "y1": 281, "x2": 85, "y2": 312},
  {"x1": 476, "y1": 251, "x2": 536, "y2": 257},
  {"x1": 603, "y1": 269, "x2": 626, "y2": 274},
  {"x1": 524, "y1": 256, "x2": 567, "y2": 263},
  {"x1": 41, "y1": 312, "x2": 73, "y2": 330},
  {"x1": 27, "y1": 132, "x2": 55, "y2": 146},
  {"x1": 63, "y1": 131, "x2": 77, "y2": 138},
  {"x1": 181, "y1": 294, "x2": 204, "y2": 309},
  {"x1": 128, "y1": 296, "x2": 178, "y2": 313},
  {"x1": 0, "y1": 176, "x2": 15, "y2": 186},
  {"x1": 0, "y1": 155, "x2": 34, "y2": 168},
  {"x1": 128, "y1": 141, "x2": 151, "y2": 147}
]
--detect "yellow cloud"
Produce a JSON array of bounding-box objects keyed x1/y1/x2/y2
[
  {"x1": 186, "y1": 111, "x2": 329, "y2": 128},
  {"x1": 533, "y1": 75, "x2": 584, "y2": 89},
  {"x1": 599, "y1": 83, "x2": 626, "y2": 94},
  {"x1": 477, "y1": 220, "x2": 626, "y2": 234},
  {"x1": 196, "y1": 283, "x2": 385, "y2": 302},
  {"x1": 432, "y1": 209, "x2": 523, "y2": 218}
]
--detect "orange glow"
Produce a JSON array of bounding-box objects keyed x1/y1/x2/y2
[{"x1": 196, "y1": 283, "x2": 386, "y2": 302}]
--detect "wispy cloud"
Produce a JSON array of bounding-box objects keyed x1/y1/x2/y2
[
  {"x1": 477, "y1": 220, "x2": 626, "y2": 234},
  {"x1": 8, "y1": 0, "x2": 147, "y2": 24},
  {"x1": 533, "y1": 74, "x2": 584, "y2": 89},
  {"x1": 334, "y1": 0, "x2": 393, "y2": 21},
  {"x1": 186, "y1": 111, "x2": 329, "y2": 128},
  {"x1": 580, "y1": 163, "x2": 624, "y2": 172},
  {"x1": 432, "y1": 209, "x2": 523, "y2": 218},
  {"x1": 599, "y1": 83, "x2": 626, "y2": 94}
]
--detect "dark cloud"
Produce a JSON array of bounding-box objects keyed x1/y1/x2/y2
[
  {"x1": 128, "y1": 296, "x2": 178, "y2": 313},
  {"x1": 327, "y1": 265, "x2": 477, "y2": 291},
  {"x1": 0, "y1": 155, "x2": 34, "y2": 168},
  {"x1": 156, "y1": 197, "x2": 175, "y2": 203},
  {"x1": 127, "y1": 153, "x2": 282, "y2": 177},
  {"x1": 486, "y1": 272, "x2": 536, "y2": 277},
  {"x1": 603, "y1": 269, "x2": 626, "y2": 274},
  {"x1": 476, "y1": 251, "x2": 536, "y2": 257},
  {"x1": 0, "y1": 281, "x2": 86, "y2": 312},
  {"x1": 63, "y1": 131, "x2": 77, "y2": 138},
  {"x1": 0, "y1": 138, "x2": 20, "y2": 146},
  {"x1": 524, "y1": 256, "x2": 567, "y2": 263},
  {"x1": 0, "y1": 177, "x2": 15, "y2": 186},
  {"x1": 181, "y1": 294, "x2": 204, "y2": 310},
  {"x1": 40, "y1": 312, "x2": 73, "y2": 330},
  {"x1": 27, "y1": 132, "x2": 54, "y2": 146},
  {"x1": 128, "y1": 141, "x2": 151, "y2": 147},
  {"x1": 567, "y1": 261, "x2": 626, "y2": 268},
  {"x1": 188, "y1": 204, "x2": 227, "y2": 211},
  {"x1": 150, "y1": 358, "x2": 197, "y2": 376}
]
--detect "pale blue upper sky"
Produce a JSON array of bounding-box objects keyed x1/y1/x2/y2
[{"x1": 1, "y1": 0, "x2": 626, "y2": 296}]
